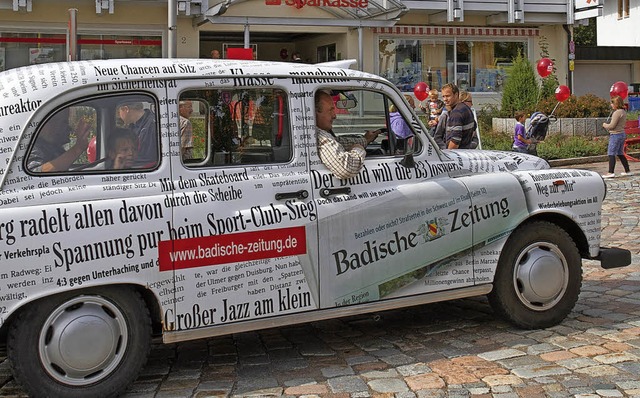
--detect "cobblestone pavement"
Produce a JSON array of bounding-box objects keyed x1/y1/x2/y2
[{"x1": 1, "y1": 161, "x2": 640, "y2": 398}]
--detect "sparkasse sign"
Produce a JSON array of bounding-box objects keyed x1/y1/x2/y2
[{"x1": 265, "y1": 0, "x2": 369, "y2": 8}]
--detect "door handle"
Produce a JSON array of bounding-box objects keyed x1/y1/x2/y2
[
  {"x1": 275, "y1": 190, "x2": 309, "y2": 200},
  {"x1": 320, "y1": 187, "x2": 351, "y2": 198}
]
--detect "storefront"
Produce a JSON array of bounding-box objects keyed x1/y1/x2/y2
[
  {"x1": 0, "y1": 1, "x2": 166, "y2": 72},
  {"x1": 0, "y1": 33, "x2": 161, "y2": 71},
  {"x1": 1, "y1": 0, "x2": 572, "y2": 104},
  {"x1": 375, "y1": 26, "x2": 537, "y2": 94}
]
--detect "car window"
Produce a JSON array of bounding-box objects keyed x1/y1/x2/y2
[
  {"x1": 180, "y1": 88, "x2": 291, "y2": 167},
  {"x1": 26, "y1": 94, "x2": 159, "y2": 174},
  {"x1": 330, "y1": 89, "x2": 421, "y2": 157}
]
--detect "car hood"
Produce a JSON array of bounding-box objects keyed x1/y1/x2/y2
[{"x1": 440, "y1": 149, "x2": 550, "y2": 176}]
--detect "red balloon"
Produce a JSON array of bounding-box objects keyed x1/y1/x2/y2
[
  {"x1": 413, "y1": 82, "x2": 429, "y2": 101},
  {"x1": 555, "y1": 85, "x2": 571, "y2": 102},
  {"x1": 87, "y1": 136, "x2": 96, "y2": 163},
  {"x1": 536, "y1": 58, "x2": 553, "y2": 78},
  {"x1": 610, "y1": 81, "x2": 629, "y2": 100}
]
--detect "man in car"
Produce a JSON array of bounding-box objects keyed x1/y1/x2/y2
[
  {"x1": 442, "y1": 83, "x2": 476, "y2": 149},
  {"x1": 314, "y1": 90, "x2": 381, "y2": 179},
  {"x1": 117, "y1": 101, "x2": 157, "y2": 167},
  {"x1": 27, "y1": 108, "x2": 91, "y2": 172}
]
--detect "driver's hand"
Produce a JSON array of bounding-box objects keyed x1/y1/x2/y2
[{"x1": 364, "y1": 129, "x2": 380, "y2": 144}]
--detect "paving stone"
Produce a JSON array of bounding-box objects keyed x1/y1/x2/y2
[
  {"x1": 283, "y1": 384, "x2": 328, "y2": 395},
  {"x1": 556, "y1": 357, "x2": 599, "y2": 370},
  {"x1": 573, "y1": 365, "x2": 621, "y2": 377},
  {"x1": 477, "y1": 349, "x2": 526, "y2": 361},
  {"x1": 321, "y1": 366, "x2": 354, "y2": 378},
  {"x1": 404, "y1": 373, "x2": 446, "y2": 390},
  {"x1": 327, "y1": 376, "x2": 368, "y2": 393},
  {"x1": 367, "y1": 378, "x2": 409, "y2": 393},
  {"x1": 397, "y1": 363, "x2": 432, "y2": 377},
  {"x1": 512, "y1": 365, "x2": 571, "y2": 378}
]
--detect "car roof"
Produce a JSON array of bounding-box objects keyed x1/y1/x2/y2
[{"x1": 0, "y1": 58, "x2": 372, "y2": 188}]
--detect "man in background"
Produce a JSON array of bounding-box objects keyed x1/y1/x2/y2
[
  {"x1": 442, "y1": 83, "x2": 476, "y2": 149},
  {"x1": 118, "y1": 101, "x2": 157, "y2": 167},
  {"x1": 179, "y1": 100, "x2": 194, "y2": 160}
]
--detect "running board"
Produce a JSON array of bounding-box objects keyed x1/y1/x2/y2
[{"x1": 163, "y1": 284, "x2": 493, "y2": 344}]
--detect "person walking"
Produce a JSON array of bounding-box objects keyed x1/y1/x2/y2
[
  {"x1": 512, "y1": 111, "x2": 534, "y2": 154},
  {"x1": 602, "y1": 96, "x2": 632, "y2": 178}
]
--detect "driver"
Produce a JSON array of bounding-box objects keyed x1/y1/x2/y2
[
  {"x1": 315, "y1": 90, "x2": 382, "y2": 179},
  {"x1": 27, "y1": 108, "x2": 91, "y2": 173}
]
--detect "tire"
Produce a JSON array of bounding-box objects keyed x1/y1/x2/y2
[
  {"x1": 488, "y1": 221, "x2": 582, "y2": 329},
  {"x1": 7, "y1": 286, "x2": 151, "y2": 398}
]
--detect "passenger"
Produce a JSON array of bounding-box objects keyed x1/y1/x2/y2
[
  {"x1": 179, "y1": 100, "x2": 194, "y2": 160},
  {"x1": 389, "y1": 95, "x2": 414, "y2": 139},
  {"x1": 105, "y1": 128, "x2": 137, "y2": 169},
  {"x1": 442, "y1": 83, "x2": 477, "y2": 149},
  {"x1": 314, "y1": 90, "x2": 382, "y2": 179},
  {"x1": 117, "y1": 101, "x2": 157, "y2": 167},
  {"x1": 389, "y1": 95, "x2": 415, "y2": 151},
  {"x1": 27, "y1": 108, "x2": 91, "y2": 172}
]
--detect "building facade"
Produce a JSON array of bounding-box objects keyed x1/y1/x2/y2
[
  {"x1": 0, "y1": 0, "x2": 589, "y2": 105},
  {"x1": 571, "y1": 0, "x2": 640, "y2": 100}
]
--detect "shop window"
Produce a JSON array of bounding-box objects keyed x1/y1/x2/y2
[
  {"x1": 26, "y1": 94, "x2": 159, "y2": 174},
  {"x1": 0, "y1": 33, "x2": 161, "y2": 70},
  {"x1": 378, "y1": 38, "x2": 525, "y2": 94},
  {"x1": 181, "y1": 88, "x2": 292, "y2": 167},
  {"x1": 317, "y1": 44, "x2": 336, "y2": 63}
]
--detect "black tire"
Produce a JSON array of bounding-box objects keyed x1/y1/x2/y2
[
  {"x1": 7, "y1": 286, "x2": 151, "y2": 398},
  {"x1": 488, "y1": 221, "x2": 582, "y2": 329}
]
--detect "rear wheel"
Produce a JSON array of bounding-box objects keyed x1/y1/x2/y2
[
  {"x1": 488, "y1": 221, "x2": 582, "y2": 329},
  {"x1": 7, "y1": 286, "x2": 151, "y2": 398}
]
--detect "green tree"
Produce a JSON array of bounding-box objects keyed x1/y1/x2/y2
[
  {"x1": 574, "y1": 19, "x2": 597, "y2": 46},
  {"x1": 501, "y1": 52, "x2": 539, "y2": 116}
]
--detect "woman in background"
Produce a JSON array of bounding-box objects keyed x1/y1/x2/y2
[{"x1": 602, "y1": 96, "x2": 632, "y2": 178}]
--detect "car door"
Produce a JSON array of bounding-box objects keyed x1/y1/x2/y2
[
  {"x1": 305, "y1": 84, "x2": 480, "y2": 308},
  {"x1": 161, "y1": 77, "x2": 319, "y2": 332}
]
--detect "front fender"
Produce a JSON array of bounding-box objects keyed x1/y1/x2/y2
[{"x1": 512, "y1": 168, "x2": 605, "y2": 257}]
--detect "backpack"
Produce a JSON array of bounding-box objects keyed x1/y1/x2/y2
[{"x1": 526, "y1": 111, "x2": 549, "y2": 141}]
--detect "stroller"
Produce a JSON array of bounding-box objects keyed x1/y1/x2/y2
[{"x1": 525, "y1": 111, "x2": 553, "y2": 156}]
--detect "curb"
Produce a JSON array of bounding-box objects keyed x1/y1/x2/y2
[{"x1": 548, "y1": 151, "x2": 640, "y2": 167}]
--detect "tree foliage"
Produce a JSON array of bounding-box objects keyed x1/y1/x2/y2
[
  {"x1": 574, "y1": 19, "x2": 597, "y2": 46},
  {"x1": 501, "y1": 52, "x2": 539, "y2": 117}
]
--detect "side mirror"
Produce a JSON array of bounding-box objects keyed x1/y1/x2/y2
[{"x1": 400, "y1": 153, "x2": 415, "y2": 168}]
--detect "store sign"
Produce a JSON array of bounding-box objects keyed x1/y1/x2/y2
[
  {"x1": 265, "y1": 0, "x2": 369, "y2": 8},
  {"x1": 575, "y1": 0, "x2": 599, "y2": 10}
]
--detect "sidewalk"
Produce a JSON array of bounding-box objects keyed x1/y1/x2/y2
[{"x1": 550, "y1": 153, "x2": 640, "y2": 175}]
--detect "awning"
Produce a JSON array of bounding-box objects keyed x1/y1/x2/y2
[{"x1": 374, "y1": 25, "x2": 540, "y2": 37}]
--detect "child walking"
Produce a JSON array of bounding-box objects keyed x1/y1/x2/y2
[
  {"x1": 602, "y1": 96, "x2": 632, "y2": 178},
  {"x1": 512, "y1": 111, "x2": 533, "y2": 154}
]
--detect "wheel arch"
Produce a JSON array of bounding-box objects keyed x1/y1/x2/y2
[
  {"x1": 523, "y1": 211, "x2": 589, "y2": 258},
  {"x1": 0, "y1": 283, "x2": 164, "y2": 347}
]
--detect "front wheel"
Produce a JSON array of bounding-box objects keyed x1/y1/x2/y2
[
  {"x1": 7, "y1": 286, "x2": 151, "y2": 398},
  {"x1": 488, "y1": 221, "x2": 582, "y2": 329}
]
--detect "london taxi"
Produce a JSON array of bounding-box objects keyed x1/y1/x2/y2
[{"x1": 0, "y1": 58, "x2": 630, "y2": 397}]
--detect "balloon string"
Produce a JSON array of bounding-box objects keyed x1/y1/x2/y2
[
  {"x1": 605, "y1": 110, "x2": 613, "y2": 124},
  {"x1": 550, "y1": 101, "x2": 561, "y2": 117}
]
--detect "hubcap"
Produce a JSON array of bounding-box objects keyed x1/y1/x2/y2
[
  {"x1": 514, "y1": 242, "x2": 568, "y2": 311},
  {"x1": 39, "y1": 295, "x2": 128, "y2": 386}
]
